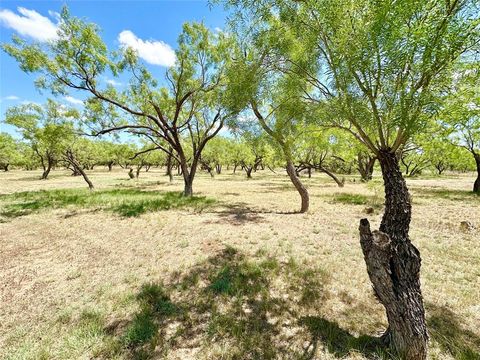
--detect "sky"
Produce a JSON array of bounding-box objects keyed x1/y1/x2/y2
[{"x1": 0, "y1": 0, "x2": 229, "y2": 137}]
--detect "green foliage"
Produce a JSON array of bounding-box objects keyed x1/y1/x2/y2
[
  {"x1": 222, "y1": 0, "x2": 479, "y2": 156},
  {"x1": 0, "y1": 133, "x2": 24, "y2": 170}
]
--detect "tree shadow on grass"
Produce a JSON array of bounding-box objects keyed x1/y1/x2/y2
[
  {"x1": 299, "y1": 316, "x2": 387, "y2": 359},
  {"x1": 426, "y1": 303, "x2": 480, "y2": 359},
  {"x1": 0, "y1": 188, "x2": 215, "y2": 219},
  {"x1": 97, "y1": 248, "x2": 390, "y2": 360}
]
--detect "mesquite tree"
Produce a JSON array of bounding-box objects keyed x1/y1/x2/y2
[
  {"x1": 225, "y1": 45, "x2": 312, "y2": 212},
  {"x1": 439, "y1": 63, "x2": 480, "y2": 193},
  {"x1": 5, "y1": 100, "x2": 95, "y2": 189},
  {"x1": 5, "y1": 100, "x2": 79, "y2": 180},
  {"x1": 0, "y1": 133, "x2": 22, "y2": 171},
  {"x1": 3, "y1": 8, "x2": 235, "y2": 196},
  {"x1": 220, "y1": 0, "x2": 479, "y2": 357}
]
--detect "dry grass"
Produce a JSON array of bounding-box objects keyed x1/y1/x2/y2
[{"x1": 0, "y1": 168, "x2": 479, "y2": 359}]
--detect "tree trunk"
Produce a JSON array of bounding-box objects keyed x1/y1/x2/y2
[
  {"x1": 245, "y1": 166, "x2": 253, "y2": 178},
  {"x1": 216, "y1": 164, "x2": 222, "y2": 174},
  {"x1": 108, "y1": 162, "x2": 113, "y2": 171},
  {"x1": 359, "y1": 150, "x2": 427, "y2": 359},
  {"x1": 76, "y1": 165, "x2": 94, "y2": 190},
  {"x1": 473, "y1": 153, "x2": 480, "y2": 194},
  {"x1": 128, "y1": 168, "x2": 135, "y2": 179},
  {"x1": 358, "y1": 153, "x2": 376, "y2": 182},
  {"x1": 286, "y1": 160, "x2": 309, "y2": 213},
  {"x1": 166, "y1": 151, "x2": 174, "y2": 181},
  {"x1": 41, "y1": 159, "x2": 53, "y2": 179},
  {"x1": 319, "y1": 166, "x2": 344, "y2": 187},
  {"x1": 180, "y1": 156, "x2": 195, "y2": 197},
  {"x1": 65, "y1": 151, "x2": 94, "y2": 190},
  {"x1": 3, "y1": 164, "x2": 9, "y2": 171}
]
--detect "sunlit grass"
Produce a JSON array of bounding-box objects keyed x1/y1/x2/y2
[{"x1": 0, "y1": 188, "x2": 215, "y2": 219}]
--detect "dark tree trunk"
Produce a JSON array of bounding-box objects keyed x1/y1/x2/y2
[
  {"x1": 233, "y1": 163, "x2": 238, "y2": 174},
  {"x1": 307, "y1": 167, "x2": 311, "y2": 178},
  {"x1": 166, "y1": 150, "x2": 174, "y2": 181},
  {"x1": 286, "y1": 160, "x2": 309, "y2": 213},
  {"x1": 473, "y1": 153, "x2": 480, "y2": 194},
  {"x1": 319, "y1": 166, "x2": 344, "y2": 187},
  {"x1": 358, "y1": 153, "x2": 376, "y2": 182},
  {"x1": 107, "y1": 162, "x2": 113, "y2": 171},
  {"x1": 3, "y1": 164, "x2": 9, "y2": 171},
  {"x1": 65, "y1": 151, "x2": 94, "y2": 190},
  {"x1": 136, "y1": 166, "x2": 141, "y2": 178},
  {"x1": 216, "y1": 164, "x2": 222, "y2": 174},
  {"x1": 359, "y1": 150, "x2": 427, "y2": 360},
  {"x1": 76, "y1": 165, "x2": 94, "y2": 190},
  {"x1": 41, "y1": 159, "x2": 53, "y2": 180},
  {"x1": 245, "y1": 166, "x2": 253, "y2": 178},
  {"x1": 128, "y1": 168, "x2": 135, "y2": 179},
  {"x1": 180, "y1": 155, "x2": 195, "y2": 196}
]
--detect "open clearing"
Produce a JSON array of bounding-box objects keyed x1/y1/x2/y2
[{"x1": 0, "y1": 169, "x2": 479, "y2": 359}]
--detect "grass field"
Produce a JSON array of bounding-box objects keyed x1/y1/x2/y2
[{"x1": 0, "y1": 168, "x2": 479, "y2": 360}]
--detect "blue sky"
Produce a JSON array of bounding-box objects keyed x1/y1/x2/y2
[{"x1": 0, "y1": 0, "x2": 229, "y2": 137}]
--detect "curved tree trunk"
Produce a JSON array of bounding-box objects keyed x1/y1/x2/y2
[
  {"x1": 286, "y1": 160, "x2": 309, "y2": 213},
  {"x1": 319, "y1": 166, "x2": 344, "y2": 187},
  {"x1": 76, "y1": 165, "x2": 94, "y2": 190},
  {"x1": 473, "y1": 153, "x2": 480, "y2": 194},
  {"x1": 360, "y1": 150, "x2": 427, "y2": 359},
  {"x1": 65, "y1": 150, "x2": 94, "y2": 190},
  {"x1": 41, "y1": 159, "x2": 53, "y2": 180}
]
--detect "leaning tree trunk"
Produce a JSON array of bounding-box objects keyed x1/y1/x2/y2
[
  {"x1": 65, "y1": 151, "x2": 94, "y2": 190},
  {"x1": 76, "y1": 165, "x2": 94, "y2": 190},
  {"x1": 319, "y1": 166, "x2": 344, "y2": 187},
  {"x1": 473, "y1": 152, "x2": 480, "y2": 194},
  {"x1": 359, "y1": 150, "x2": 427, "y2": 359},
  {"x1": 286, "y1": 160, "x2": 309, "y2": 213}
]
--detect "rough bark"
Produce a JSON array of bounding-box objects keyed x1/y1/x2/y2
[
  {"x1": 286, "y1": 160, "x2": 309, "y2": 213},
  {"x1": 473, "y1": 152, "x2": 480, "y2": 194},
  {"x1": 360, "y1": 150, "x2": 427, "y2": 359}
]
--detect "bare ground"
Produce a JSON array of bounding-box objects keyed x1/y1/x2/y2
[{"x1": 0, "y1": 168, "x2": 479, "y2": 359}]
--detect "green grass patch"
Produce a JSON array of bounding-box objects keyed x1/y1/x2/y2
[
  {"x1": 0, "y1": 188, "x2": 215, "y2": 219},
  {"x1": 331, "y1": 193, "x2": 370, "y2": 205}
]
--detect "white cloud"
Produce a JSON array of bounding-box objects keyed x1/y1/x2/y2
[
  {"x1": 0, "y1": 7, "x2": 59, "y2": 42},
  {"x1": 106, "y1": 79, "x2": 122, "y2": 87},
  {"x1": 4, "y1": 95, "x2": 20, "y2": 100},
  {"x1": 64, "y1": 96, "x2": 83, "y2": 105},
  {"x1": 118, "y1": 30, "x2": 176, "y2": 67}
]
